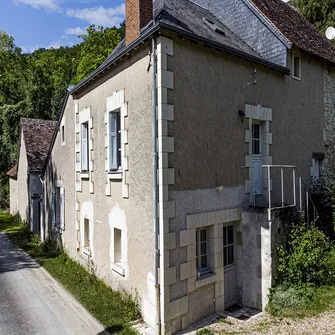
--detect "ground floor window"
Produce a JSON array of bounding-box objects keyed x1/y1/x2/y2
[
  {"x1": 196, "y1": 227, "x2": 210, "y2": 277},
  {"x1": 84, "y1": 218, "x2": 90, "y2": 249}
]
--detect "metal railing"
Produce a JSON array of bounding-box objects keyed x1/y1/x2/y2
[{"x1": 262, "y1": 165, "x2": 318, "y2": 225}]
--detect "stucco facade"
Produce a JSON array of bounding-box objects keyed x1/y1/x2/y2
[
  {"x1": 156, "y1": 36, "x2": 326, "y2": 333},
  {"x1": 44, "y1": 45, "x2": 157, "y2": 327}
]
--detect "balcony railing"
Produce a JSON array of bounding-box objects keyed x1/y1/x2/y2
[{"x1": 246, "y1": 164, "x2": 318, "y2": 225}]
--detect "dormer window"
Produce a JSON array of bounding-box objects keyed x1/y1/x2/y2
[{"x1": 292, "y1": 52, "x2": 301, "y2": 80}]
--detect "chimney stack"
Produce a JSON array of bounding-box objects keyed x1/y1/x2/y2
[{"x1": 125, "y1": 0, "x2": 153, "y2": 46}]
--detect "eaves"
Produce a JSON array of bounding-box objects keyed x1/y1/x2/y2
[{"x1": 70, "y1": 21, "x2": 290, "y2": 95}]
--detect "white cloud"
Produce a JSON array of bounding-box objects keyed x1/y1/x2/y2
[
  {"x1": 66, "y1": 4, "x2": 125, "y2": 27},
  {"x1": 13, "y1": 0, "x2": 62, "y2": 12},
  {"x1": 65, "y1": 26, "x2": 87, "y2": 36}
]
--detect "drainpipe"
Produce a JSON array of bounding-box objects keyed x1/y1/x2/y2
[
  {"x1": 39, "y1": 174, "x2": 45, "y2": 243},
  {"x1": 152, "y1": 36, "x2": 161, "y2": 335}
]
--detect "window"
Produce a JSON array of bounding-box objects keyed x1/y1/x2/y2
[
  {"x1": 196, "y1": 228, "x2": 210, "y2": 277},
  {"x1": 52, "y1": 185, "x2": 64, "y2": 230},
  {"x1": 61, "y1": 125, "x2": 65, "y2": 143},
  {"x1": 109, "y1": 111, "x2": 121, "y2": 171},
  {"x1": 84, "y1": 218, "x2": 90, "y2": 249},
  {"x1": 252, "y1": 124, "x2": 261, "y2": 155},
  {"x1": 292, "y1": 54, "x2": 301, "y2": 79},
  {"x1": 114, "y1": 228, "x2": 122, "y2": 264},
  {"x1": 223, "y1": 225, "x2": 234, "y2": 266},
  {"x1": 81, "y1": 122, "x2": 89, "y2": 171}
]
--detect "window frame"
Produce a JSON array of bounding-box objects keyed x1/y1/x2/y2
[
  {"x1": 223, "y1": 224, "x2": 235, "y2": 268},
  {"x1": 292, "y1": 52, "x2": 301, "y2": 80},
  {"x1": 196, "y1": 227, "x2": 211, "y2": 277},
  {"x1": 81, "y1": 121, "x2": 89, "y2": 172},
  {"x1": 52, "y1": 183, "x2": 65, "y2": 231},
  {"x1": 109, "y1": 110, "x2": 122, "y2": 172}
]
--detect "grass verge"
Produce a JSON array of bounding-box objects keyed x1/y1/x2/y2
[
  {"x1": 267, "y1": 284, "x2": 335, "y2": 318},
  {"x1": 0, "y1": 212, "x2": 140, "y2": 335}
]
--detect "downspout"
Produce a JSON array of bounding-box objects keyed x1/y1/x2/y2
[
  {"x1": 152, "y1": 36, "x2": 161, "y2": 335},
  {"x1": 39, "y1": 174, "x2": 45, "y2": 243}
]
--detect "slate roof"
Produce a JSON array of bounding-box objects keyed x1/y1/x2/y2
[
  {"x1": 101, "y1": 0, "x2": 261, "y2": 67},
  {"x1": 6, "y1": 164, "x2": 17, "y2": 179},
  {"x1": 71, "y1": 0, "x2": 335, "y2": 93},
  {"x1": 249, "y1": 0, "x2": 335, "y2": 64},
  {"x1": 21, "y1": 118, "x2": 57, "y2": 172}
]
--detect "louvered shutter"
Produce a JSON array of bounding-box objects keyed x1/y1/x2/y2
[
  {"x1": 60, "y1": 187, "x2": 65, "y2": 230},
  {"x1": 110, "y1": 112, "x2": 118, "y2": 170},
  {"x1": 81, "y1": 123, "x2": 88, "y2": 171},
  {"x1": 52, "y1": 187, "x2": 55, "y2": 226}
]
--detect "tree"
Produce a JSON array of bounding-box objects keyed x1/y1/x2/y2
[
  {"x1": 75, "y1": 25, "x2": 122, "y2": 82},
  {"x1": 289, "y1": 0, "x2": 335, "y2": 34}
]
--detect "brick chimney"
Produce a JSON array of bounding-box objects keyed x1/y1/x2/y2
[{"x1": 125, "y1": 0, "x2": 153, "y2": 46}]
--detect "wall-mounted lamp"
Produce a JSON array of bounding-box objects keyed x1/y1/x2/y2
[{"x1": 238, "y1": 109, "x2": 245, "y2": 123}]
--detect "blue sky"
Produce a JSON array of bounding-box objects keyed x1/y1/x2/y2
[
  {"x1": 1, "y1": 0, "x2": 290, "y2": 53},
  {"x1": 0, "y1": 0, "x2": 125, "y2": 52}
]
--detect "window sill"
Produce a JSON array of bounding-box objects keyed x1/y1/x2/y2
[
  {"x1": 196, "y1": 272, "x2": 217, "y2": 289},
  {"x1": 292, "y1": 75, "x2": 301, "y2": 81},
  {"x1": 111, "y1": 262, "x2": 125, "y2": 276},
  {"x1": 108, "y1": 171, "x2": 123, "y2": 180},
  {"x1": 80, "y1": 172, "x2": 90, "y2": 179},
  {"x1": 82, "y1": 247, "x2": 91, "y2": 257}
]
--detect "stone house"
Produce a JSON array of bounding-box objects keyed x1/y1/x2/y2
[
  {"x1": 7, "y1": 118, "x2": 57, "y2": 235},
  {"x1": 33, "y1": 0, "x2": 335, "y2": 334}
]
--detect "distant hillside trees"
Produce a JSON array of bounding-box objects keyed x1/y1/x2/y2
[{"x1": 0, "y1": 24, "x2": 124, "y2": 206}]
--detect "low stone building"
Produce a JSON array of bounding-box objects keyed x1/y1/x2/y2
[{"x1": 8, "y1": 118, "x2": 56, "y2": 235}]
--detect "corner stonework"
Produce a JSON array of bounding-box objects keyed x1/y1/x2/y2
[{"x1": 156, "y1": 36, "x2": 177, "y2": 335}]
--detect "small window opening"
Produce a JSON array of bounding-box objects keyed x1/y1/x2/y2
[
  {"x1": 84, "y1": 218, "x2": 90, "y2": 249},
  {"x1": 223, "y1": 225, "x2": 235, "y2": 266},
  {"x1": 252, "y1": 124, "x2": 261, "y2": 155},
  {"x1": 196, "y1": 228, "x2": 210, "y2": 277},
  {"x1": 61, "y1": 125, "x2": 65, "y2": 143},
  {"x1": 293, "y1": 55, "x2": 301, "y2": 79},
  {"x1": 114, "y1": 228, "x2": 122, "y2": 264}
]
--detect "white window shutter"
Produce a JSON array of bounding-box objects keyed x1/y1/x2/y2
[
  {"x1": 60, "y1": 187, "x2": 65, "y2": 230},
  {"x1": 81, "y1": 123, "x2": 88, "y2": 171},
  {"x1": 110, "y1": 112, "x2": 118, "y2": 170},
  {"x1": 52, "y1": 187, "x2": 55, "y2": 226}
]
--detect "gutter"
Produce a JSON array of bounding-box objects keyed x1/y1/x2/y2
[{"x1": 70, "y1": 21, "x2": 290, "y2": 94}]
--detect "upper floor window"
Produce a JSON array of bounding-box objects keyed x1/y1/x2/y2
[
  {"x1": 81, "y1": 122, "x2": 89, "y2": 171},
  {"x1": 109, "y1": 111, "x2": 121, "y2": 171},
  {"x1": 292, "y1": 53, "x2": 301, "y2": 80}
]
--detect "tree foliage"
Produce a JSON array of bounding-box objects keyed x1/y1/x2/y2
[
  {"x1": 0, "y1": 24, "x2": 123, "y2": 207},
  {"x1": 289, "y1": 0, "x2": 335, "y2": 34}
]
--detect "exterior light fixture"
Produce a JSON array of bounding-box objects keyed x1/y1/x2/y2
[{"x1": 238, "y1": 109, "x2": 245, "y2": 122}]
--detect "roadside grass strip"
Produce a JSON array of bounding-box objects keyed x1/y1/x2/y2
[{"x1": 0, "y1": 212, "x2": 140, "y2": 335}]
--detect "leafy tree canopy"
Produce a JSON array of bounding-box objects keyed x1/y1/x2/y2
[{"x1": 289, "y1": 0, "x2": 335, "y2": 34}]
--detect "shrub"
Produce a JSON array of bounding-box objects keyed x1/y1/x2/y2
[
  {"x1": 310, "y1": 177, "x2": 335, "y2": 240},
  {"x1": 276, "y1": 225, "x2": 335, "y2": 287}
]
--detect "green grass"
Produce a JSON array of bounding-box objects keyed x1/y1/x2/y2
[
  {"x1": 267, "y1": 283, "x2": 335, "y2": 318},
  {"x1": 0, "y1": 212, "x2": 140, "y2": 334}
]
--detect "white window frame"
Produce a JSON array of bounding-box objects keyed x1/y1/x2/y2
[
  {"x1": 109, "y1": 110, "x2": 122, "y2": 172},
  {"x1": 292, "y1": 51, "x2": 301, "y2": 80},
  {"x1": 81, "y1": 121, "x2": 89, "y2": 172},
  {"x1": 196, "y1": 227, "x2": 211, "y2": 277}
]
